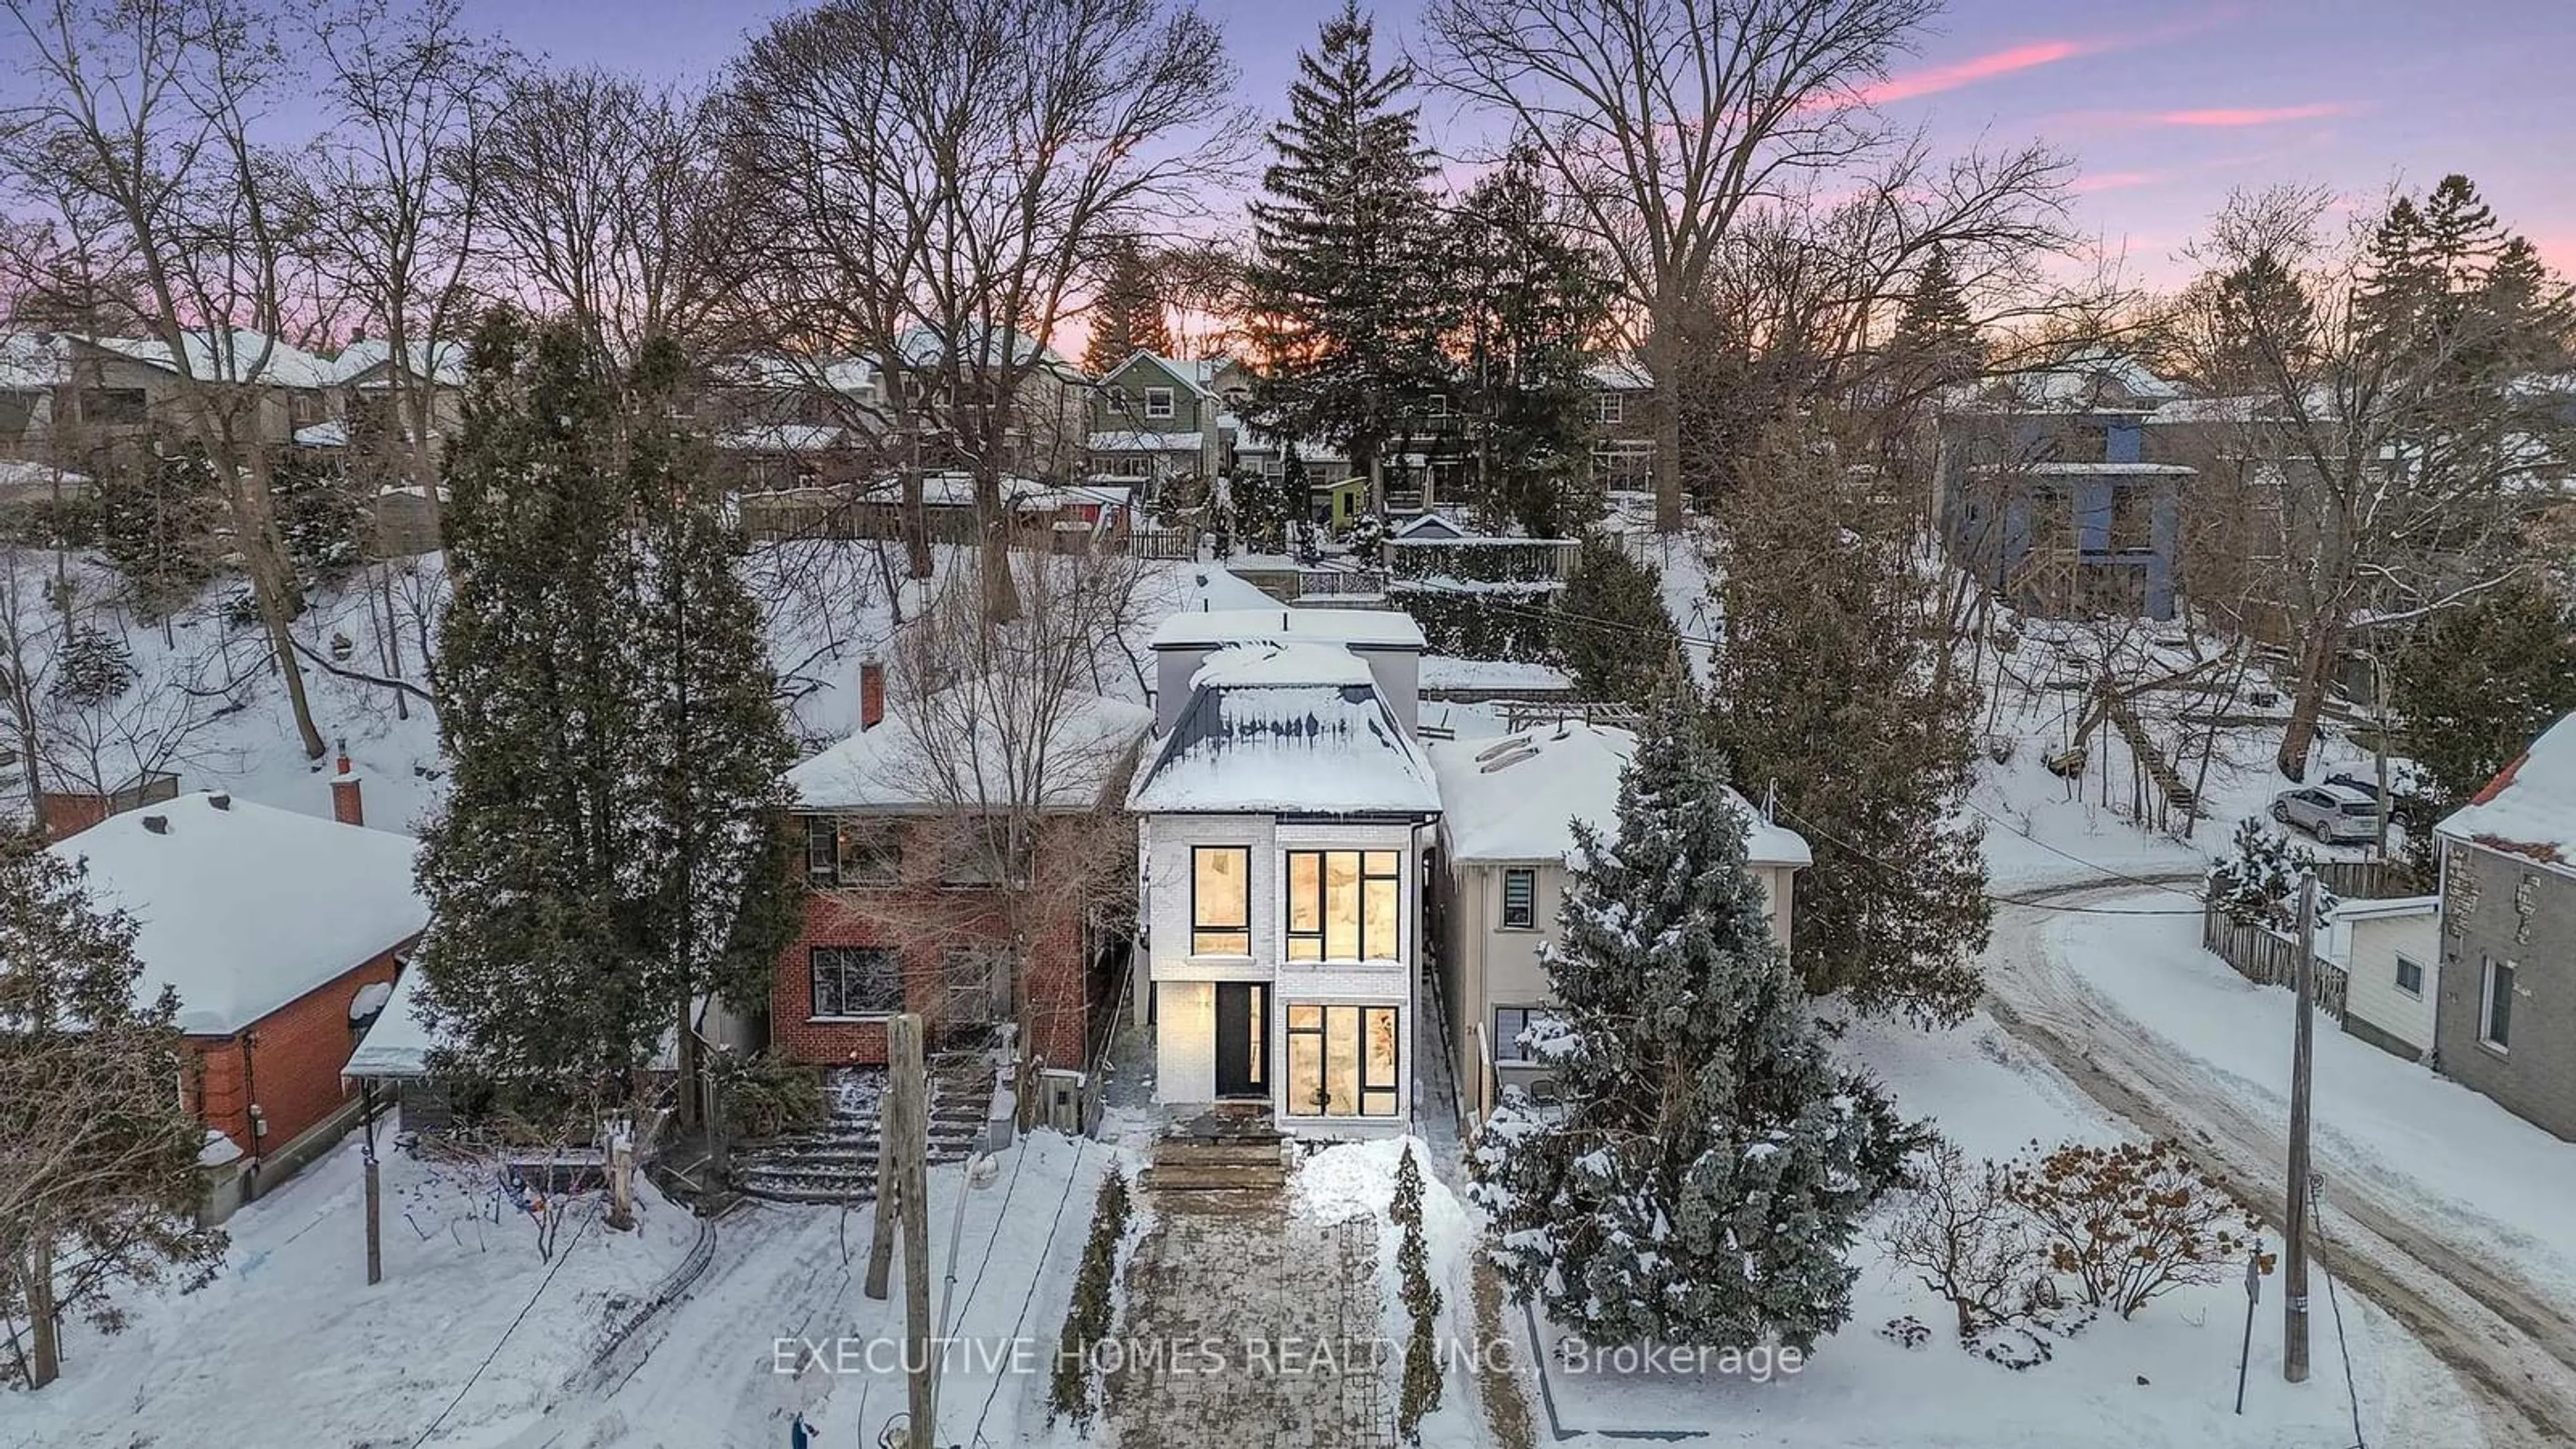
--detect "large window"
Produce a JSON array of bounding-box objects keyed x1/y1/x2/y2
[
  {"x1": 1192, "y1": 846, "x2": 1251, "y2": 955},
  {"x1": 1501, "y1": 867, "x2": 1537, "y2": 930},
  {"x1": 2481, "y1": 957, "x2": 2516, "y2": 1049},
  {"x1": 80, "y1": 388, "x2": 147, "y2": 425},
  {"x1": 812, "y1": 946, "x2": 902, "y2": 1019},
  {"x1": 1285, "y1": 849, "x2": 1400, "y2": 961},
  {"x1": 806, "y1": 816, "x2": 902, "y2": 887},
  {"x1": 1283, "y1": 1004, "x2": 1399, "y2": 1117}
]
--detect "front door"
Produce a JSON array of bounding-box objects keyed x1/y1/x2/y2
[{"x1": 1213, "y1": 981, "x2": 1269, "y2": 1098}]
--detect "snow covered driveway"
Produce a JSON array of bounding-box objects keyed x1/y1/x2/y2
[{"x1": 1984, "y1": 879, "x2": 2576, "y2": 1448}]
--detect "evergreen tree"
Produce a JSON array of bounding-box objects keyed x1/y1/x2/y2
[
  {"x1": 1442, "y1": 147, "x2": 1611, "y2": 537},
  {"x1": 0, "y1": 843, "x2": 222, "y2": 1388},
  {"x1": 269, "y1": 447, "x2": 366, "y2": 587},
  {"x1": 1244, "y1": 1, "x2": 1444, "y2": 515},
  {"x1": 1557, "y1": 534, "x2": 1678, "y2": 708},
  {"x1": 2208, "y1": 818, "x2": 2339, "y2": 932},
  {"x1": 417, "y1": 314, "x2": 797, "y2": 1112},
  {"x1": 1709, "y1": 439, "x2": 1992, "y2": 1027},
  {"x1": 92, "y1": 436, "x2": 218, "y2": 616},
  {"x1": 1081, "y1": 237, "x2": 1175, "y2": 375},
  {"x1": 2203, "y1": 246, "x2": 2316, "y2": 390},
  {"x1": 2392, "y1": 578, "x2": 2576, "y2": 810},
  {"x1": 1470, "y1": 666, "x2": 1917, "y2": 1350},
  {"x1": 1884, "y1": 244, "x2": 1984, "y2": 396},
  {"x1": 1230, "y1": 464, "x2": 1295, "y2": 555}
]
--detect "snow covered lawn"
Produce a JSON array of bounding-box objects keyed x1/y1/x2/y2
[{"x1": 1490, "y1": 1012, "x2": 2485, "y2": 1447}]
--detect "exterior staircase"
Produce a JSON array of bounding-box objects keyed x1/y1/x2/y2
[
  {"x1": 735, "y1": 1059, "x2": 995, "y2": 1204},
  {"x1": 1145, "y1": 1105, "x2": 1288, "y2": 1195}
]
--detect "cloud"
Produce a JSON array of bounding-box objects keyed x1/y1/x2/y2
[
  {"x1": 2152, "y1": 103, "x2": 2349, "y2": 127},
  {"x1": 2073, "y1": 170, "x2": 2166, "y2": 195},
  {"x1": 1854, "y1": 40, "x2": 2095, "y2": 106}
]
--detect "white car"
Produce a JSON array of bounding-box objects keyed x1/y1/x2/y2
[{"x1": 2271, "y1": 782, "x2": 2380, "y2": 844}]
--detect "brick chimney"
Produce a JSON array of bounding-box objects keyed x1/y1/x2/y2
[
  {"x1": 860, "y1": 659, "x2": 885, "y2": 733},
  {"x1": 330, "y1": 742, "x2": 364, "y2": 827}
]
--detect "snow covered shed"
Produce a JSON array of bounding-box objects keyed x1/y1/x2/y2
[{"x1": 52, "y1": 788, "x2": 427, "y2": 1214}]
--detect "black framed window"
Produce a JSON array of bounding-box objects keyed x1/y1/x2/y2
[
  {"x1": 810, "y1": 946, "x2": 902, "y2": 1018},
  {"x1": 1283, "y1": 1003, "x2": 1399, "y2": 1117},
  {"x1": 1191, "y1": 846, "x2": 1251, "y2": 955},
  {"x1": 806, "y1": 816, "x2": 902, "y2": 887},
  {"x1": 2395, "y1": 955, "x2": 2424, "y2": 998},
  {"x1": 1285, "y1": 849, "x2": 1401, "y2": 961},
  {"x1": 2482, "y1": 957, "x2": 2516, "y2": 1048},
  {"x1": 1501, "y1": 867, "x2": 1537, "y2": 930}
]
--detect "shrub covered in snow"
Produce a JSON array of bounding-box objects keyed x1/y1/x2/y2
[
  {"x1": 1392, "y1": 1144, "x2": 1443, "y2": 1443},
  {"x1": 1048, "y1": 1165, "x2": 1133, "y2": 1430},
  {"x1": 2207, "y1": 817, "x2": 2337, "y2": 932}
]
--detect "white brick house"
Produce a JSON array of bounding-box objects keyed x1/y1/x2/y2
[{"x1": 1127, "y1": 611, "x2": 1438, "y2": 1135}]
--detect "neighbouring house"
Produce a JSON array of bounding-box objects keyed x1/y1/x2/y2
[
  {"x1": 706, "y1": 352, "x2": 882, "y2": 492},
  {"x1": 51, "y1": 769, "x2": 424, "y2": 1220},
  {"x1": 63, "y1": 329, "x2": 335, "y2": 449},
  {"x1": 1936, "y1": 353, "x2": 2194, "y2": 621},
  {"x1": 1424, "y1": 720, "x2": 1809, "y2": 1124},
  {"x1": 2433, "y1": 710, "x2": 2576, "y2": 1140},
  {"x1": 1126, "y1": 607, "x2": 1439, "y2": 1133},
  {"x1": 1586, "y1": 357, "x2": 1656, "y2": 496},
  {"x1": 884, "y1": 325, "x2": 1088, "y2": 482},
  {"x1": 2329, "y1": 894, "x2": 2443, "y2": 1061},
  {"x1": 36, "y1": 767, "x2": 182, "y2": 841},
  {"x1": 1086, "y1": 352, "x2": 1231, "y2": 486},
  {"x1": 775, "y1": 661, "x2": 1155, "y2": 1073},
  {"x1": 318, "y1": 336, "x2": 469, "y2": 447},
  {"x1": 0, "y1": 332, "x2": 65, "y2": 460}
]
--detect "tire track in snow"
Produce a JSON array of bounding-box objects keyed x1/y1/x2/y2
[{"x1": 1982, "y1": 876, "x2": 2576, "y2": 1449}]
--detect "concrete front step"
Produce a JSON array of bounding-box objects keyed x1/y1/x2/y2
[
  {"x1": 1154, "y1": 1140, "x2": 1288, "y2": 1171},
  {"x1": 1144, "y1": 1161, "x2": 1290, "y2": 1193}
]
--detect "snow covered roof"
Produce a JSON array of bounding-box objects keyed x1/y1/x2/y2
[
  {"x1": 1970, "y1": 461, "x2": 2197, "y2": 477},
  {"x1": 345, "y1": 961, "x2": 689, "y2": 1080},
  {"x1": 712, "y1": 352, "x2": 876, "y2": 395},
  {"x1": 787, "y1": 684, "x2": 1154, "y2": 813},
  {"x1": 2437, "y1": 711, "x2": 2576, "y2": 868},
  {"x1": 85, "y1": 329, "x2": 334, "y2": 389},
  {"x1": 0, "y1": 458, "x2": 88, "y2": 500},
  {"x1": 1392, "y1": 513, "x2": 1470, "y2": 540},
  {"x1": 1087, "y1": 429, "x2": 1204, "y2": 453},
  {"x1": 2328, "y1": 894, "x2": 2440, "y2": 924},
  {"x1": 1426, "y1": 722, "x2": 1810, "y2": 866},
  {"x1": 292, "y1": 420, "x2": 349, "y2": 449},
  {"x1": 328, "y1": 337, "x2": 467, "y2": 388},
  {"x1": 1587, "y1": 358, "x2": 1653, "y2": 391},
  {"x1": 50, "y1": 792, "x2": 428, "y2": 1035},
  {"x1": 1130, "y1": 645, "x2": 1440, "y2": 816},
  {"x1": 889, "y1": 325, "x2": 1073, "y2": 376},
  {"x1": 1150, "y1": 606, "x2": 1427, "y2": 653},
  {"x1": 0, "y1": 331, "x2": 64, "y2": 389}
]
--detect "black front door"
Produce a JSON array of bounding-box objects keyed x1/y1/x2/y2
[{"x1": 1213, "y1": 981, "x2": 1269, "y2": 1098}]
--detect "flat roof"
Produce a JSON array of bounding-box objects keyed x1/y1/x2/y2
[{"x1": 1148, "y1": 606, "x2": 1427, "y2": 651}]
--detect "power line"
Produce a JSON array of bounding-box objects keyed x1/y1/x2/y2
[
  {"x1": 411, "y1": 1204, "x2": 595, "y2": 1448},
  {"x1": 1768, "y1": 797, "x2": 2206, "y2": 916},
  {"x1": 1958, "y1": 797, "x2": 2210, "y2": 906}
]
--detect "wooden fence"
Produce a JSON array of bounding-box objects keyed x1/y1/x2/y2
[
  {"x1": 2315, "y1": 857, "x2": 2426, "y2": 901},
  {"x1": 1126, "y1": 527, "x2": 1195, "y2": 560},
  {"x1": 2201, "y1": 903, "x2": 2349, "y2": 1022}
]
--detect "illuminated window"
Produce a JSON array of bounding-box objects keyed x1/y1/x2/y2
[
  {"x1": 1192, "y1": 846, "x2": 1250, "y2": 955},
  {"x1": 1285, "y1": 849, "x2": 1400, "y2": 961},
  {"x1": 1283, "y1": 1003, "x2": 1399, "y2": 1116}
]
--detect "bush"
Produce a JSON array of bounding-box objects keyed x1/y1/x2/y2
[
  {"x1": 1386, "y1": 535, "x2": 1564, "y2": 584},
  {"x1": 1880, "y1": 1138, "x2": 2040, "y2": 1340},
  {"x1": 710, "y1": 1051, "x2": 827, "y2": 1140},
  {"x1": 2000, "y1": 1140, "x2": 2259, "y2": 1319},
  {"x1": 2208, "y1": 818, "x2": 2338, "y2": 932},
  {"x1": 1049, "y1": 1167, "x2": 1134, "y2": 1430},
  {"x1": 1392, "y1": 1144, "x2": 1443, "y2": 1442},
  {"x1": 1387, "y1": 582, "x2": 1560, "y2": 661},
  {"x1": 1558, "y1": 534, "x2": 1678, "y2": 706}
]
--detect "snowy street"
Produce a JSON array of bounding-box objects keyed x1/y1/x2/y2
[{"x1": 1982, "y1": 879, "x2": 2576, "y2": 1448}]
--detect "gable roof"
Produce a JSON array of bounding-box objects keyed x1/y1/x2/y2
[
  {"x1": 0, "y1": 332, "x2": 64, "y2": 390},
  {"x1": 787, "y1": 684, "x2": 1154, "y2": 813},
  {"x1": 50, "y1": 792, "x2": 427, "y2": 1035},
  {"x1": 328, "y1": 337, "x2": 468, "y2": 388},
  {"x1": 83, "y1": 329, "x2": 334, "y2": 389},
  {"x1": 1426, "y1": 721, "x2": 1809, "y2": 866},
  {"x1": 1587, "y1": 358, "x2": 1653, "y2": 391},
  {"x1": 2438, "y1": 711, "x2": 2576, "y2": 868},
  {"x1": 1129, "y1": 642, "x2": 1440, "y2": 815}
]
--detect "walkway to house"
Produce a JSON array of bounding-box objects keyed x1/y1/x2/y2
[{"x1": 1106, "y1": 1119, "x2": 1394, "y2": 1449}]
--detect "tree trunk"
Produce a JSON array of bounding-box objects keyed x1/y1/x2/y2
[
  {"x1": 979, "y1": 474, "x2": 1021, "y2": 624},
  {"x1": 675, "y1": 998, "x2": 700, "y2": 1130},
  {"x1": 227, "y1": 446, "x2": 328, "y2": 759},
  {"x1": 26, "y1": 1239, "x2": 58, "y2": 1389},
  {"x1": 2276, "y1": 621, "x2": 2344, "y2": 781},
  {"x1": 1647, "y1": 319, "x2": 1684, "y2": 534},
  {"x1": 902, "y1": 468, "x2": 932, "y2": 582}
]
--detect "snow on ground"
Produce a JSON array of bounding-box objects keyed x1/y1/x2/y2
[
  {"x1": 1, "y1": 1126, "x2": 700, "y2": 1449},
  {"x1": 2037, "y1": 901, "x2": 2576, "y2": 1311},
  {"x1": 3, "y1": 1126, "x2": 1119, "y2": 1449},
  {"x1": 1297, "y1": 1138, "x2": 1487, "y2": 1449},
  {"x1": 1499, "y1": 1011, "x2": 2484, "y2": 1448}
]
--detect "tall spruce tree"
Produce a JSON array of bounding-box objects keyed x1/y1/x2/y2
[
  {"x1": 2392, "y1": 578, "x2": 2576, "y2": 808},
  {"x1": 1244, "y1": 0, "x2": 1444, "y2": 515},
  {"x1": 1470, "y1": 665, "x2": 1916, "y2": 1351},
  {"x1": 1708, "y1": 437, "x2": 1992, "y2": 1027},
  {"x1": 1884, "y1": 245, "x2": 1984, "y2": 396},
  {"x1": 0, "y1": 844, "x2": 221, "y2": 1389},
  {"x1": 1081, "y1": 237, "x2": 1174, "y2": 375},
  {"x1": 1442, "y1": 146, "x2": 1611, "y2": 537},
  {"x1": 1557, "y1": 534, "x2": 1678, "y2": 708},
  {"x1": 417, "y1": 314, "x2": 796, "y2": 1112}
]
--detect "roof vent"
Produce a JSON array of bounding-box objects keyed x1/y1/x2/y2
[
  {"x1": 1479, "y1": 747, "x2": 1540, "y2": 773},
  {"x1": 207, "y1": 792, "x2": 231, "y2": 810},
  {"x1": 142, "y1": 814, "x2": 169, "y2": 835}
]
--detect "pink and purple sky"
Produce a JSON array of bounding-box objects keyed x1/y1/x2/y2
[{"x1": 468, "y1": 0, "x2": 2573, "y2": 290}]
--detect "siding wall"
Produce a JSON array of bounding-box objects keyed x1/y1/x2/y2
[
  {"x1": 2435, "y1": 841, "x2": 2576, "y2": 1141},
  {"x1": 2341, "y1": 911, "x2": 2440, "y2": 1057}
]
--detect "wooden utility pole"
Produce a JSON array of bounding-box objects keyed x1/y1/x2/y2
[
  {"x1": 362, "y1": 1081, "x2": 383, "y2": 1286},
  {"x1": 862, "y1": 1014, "x2": 935, "y2": 1444},
  {"x1": 2285, "y1": 873, "x2": 2316, "y2": 1383}
]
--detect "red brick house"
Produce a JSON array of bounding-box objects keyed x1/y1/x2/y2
[
  {"x1": 49, "y1": 769, "x2": 426, "y2": 1218},
  {"x1": 775, "y1": 663, "x2": 1153, "y2": 1074}
]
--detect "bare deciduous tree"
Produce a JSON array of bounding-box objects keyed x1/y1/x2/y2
[{"x1": 1, "y1": 0, "x2": 331, "y2": 758}]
